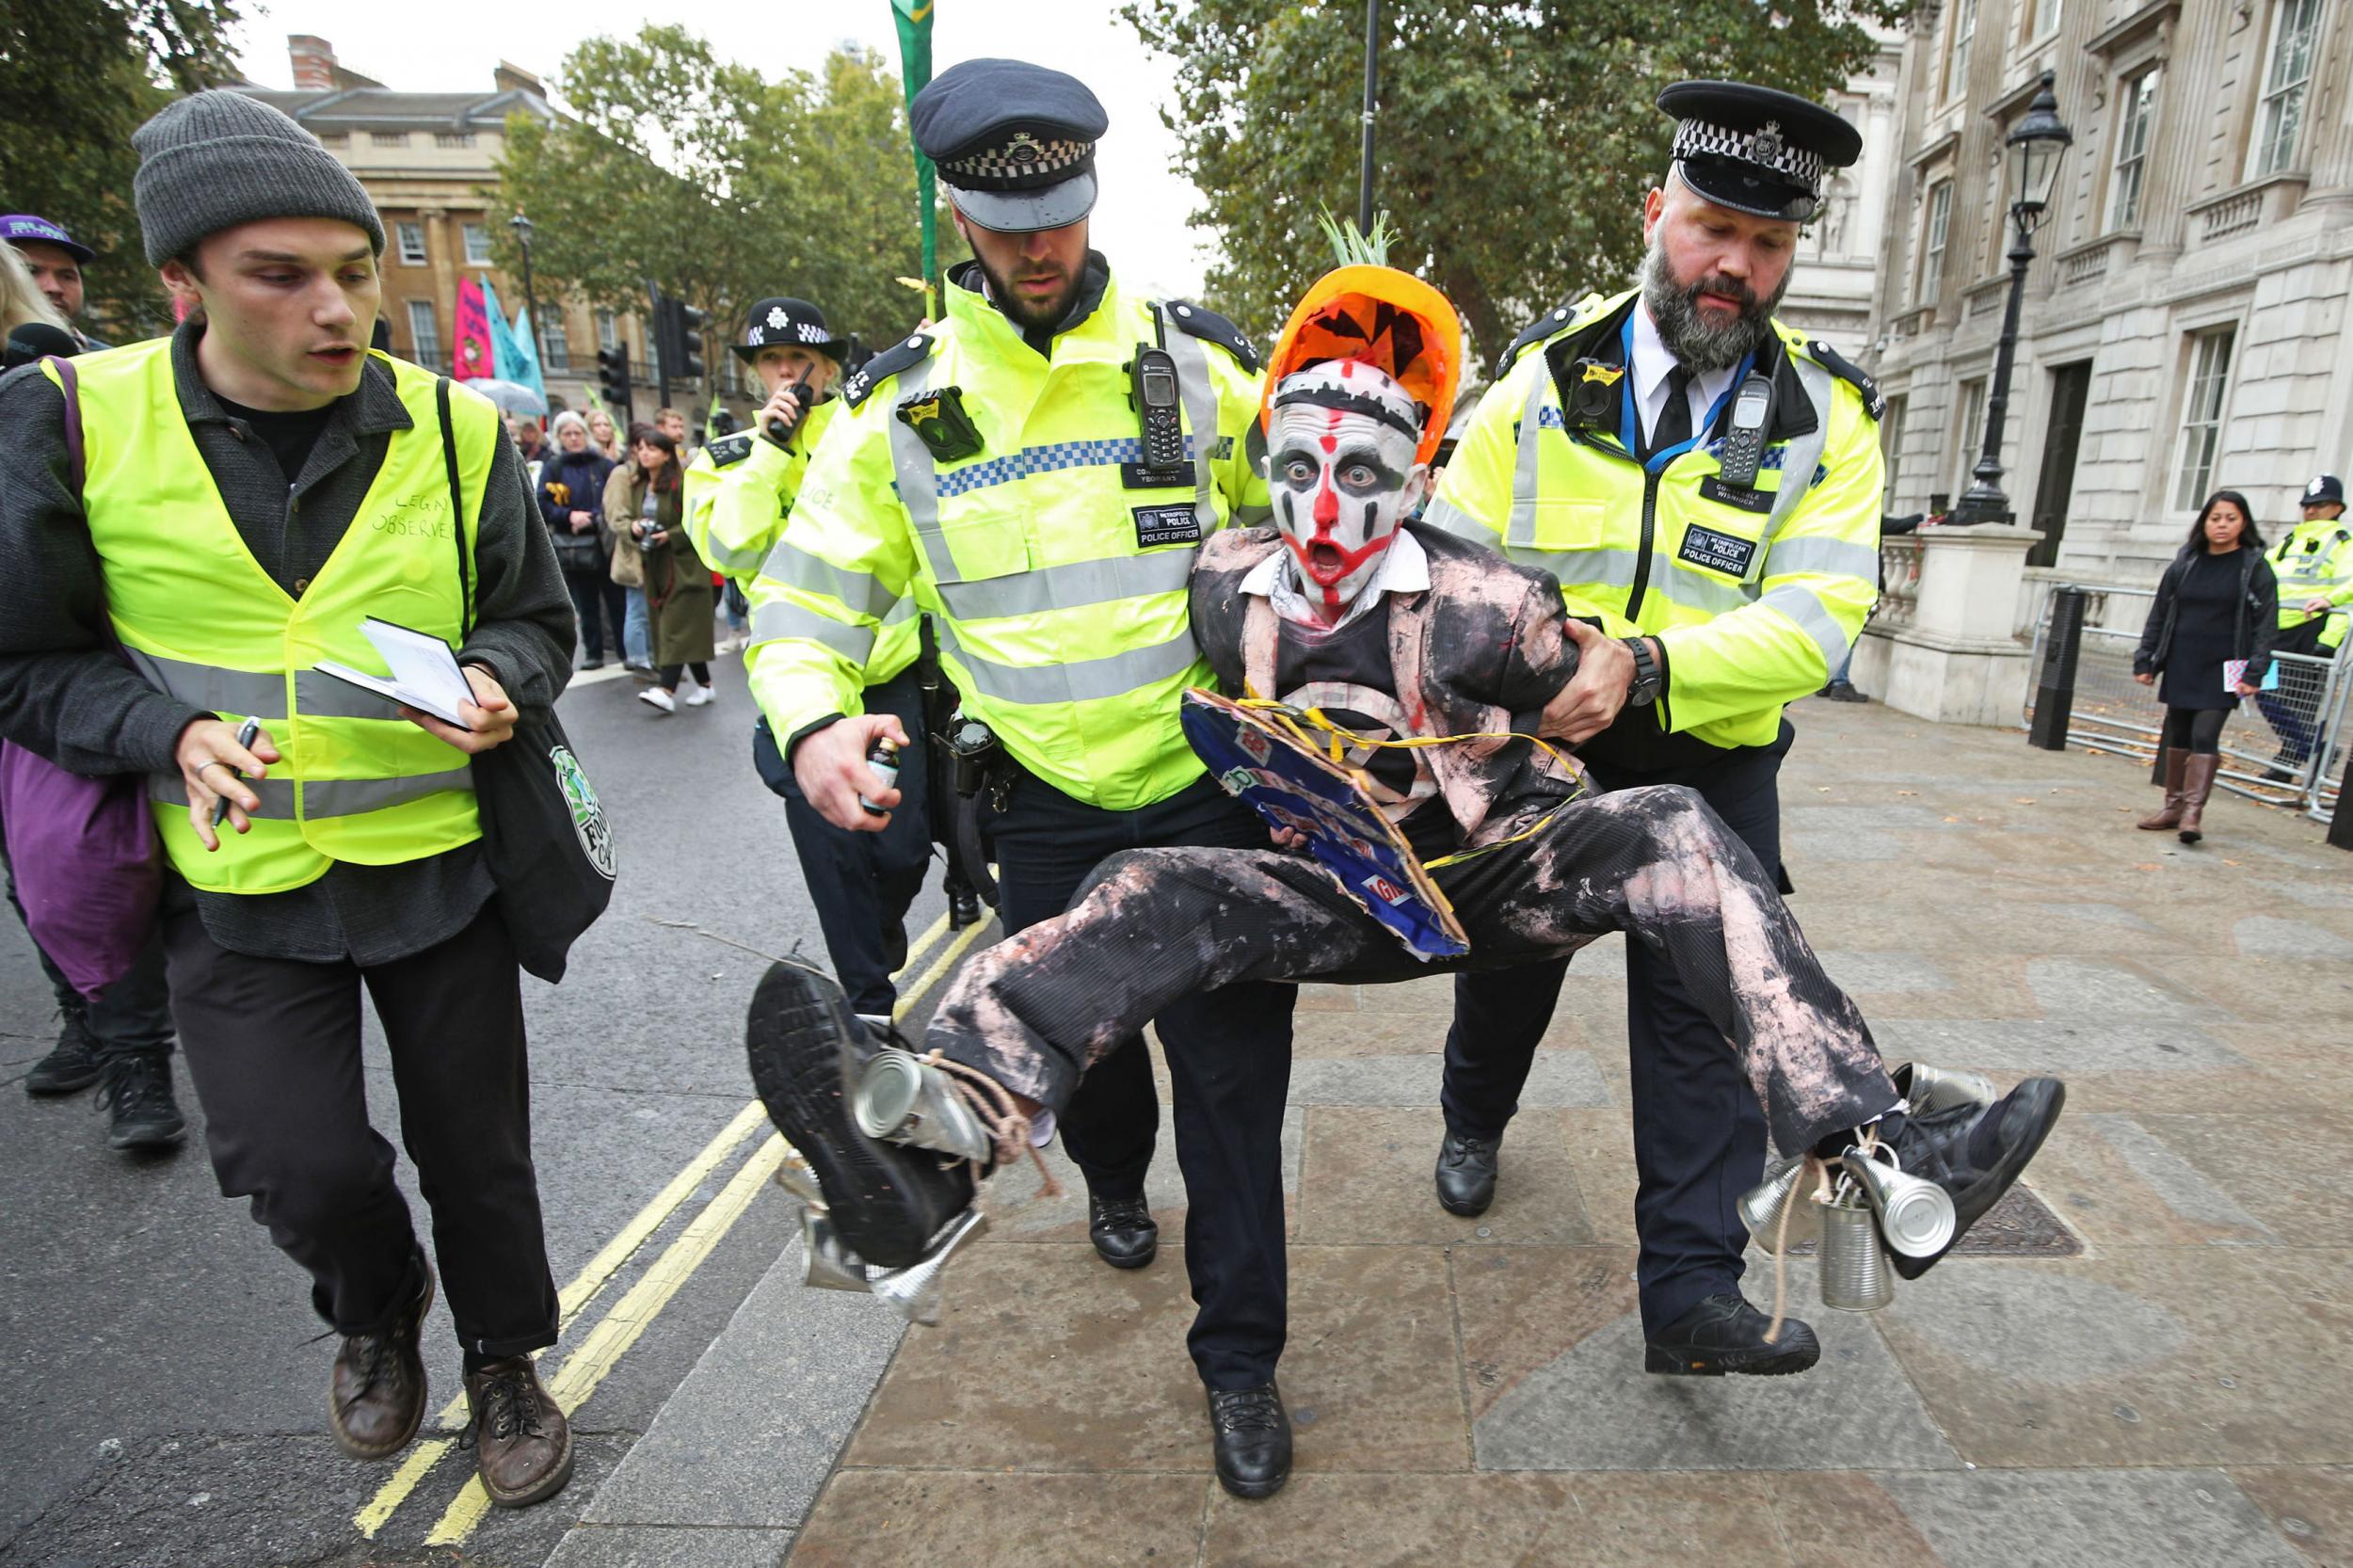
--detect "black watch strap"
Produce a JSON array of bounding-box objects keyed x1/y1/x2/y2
[{"x1": 1623, "y1": 637, "x2": 1661, "y2": 707}]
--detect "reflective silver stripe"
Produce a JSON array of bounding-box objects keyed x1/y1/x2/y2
[
  {"x1": 1760, "y1": 536, "x2": 1879, "y2": 584},
  {"x1": 129, "y1": 648, "x2": 413, "y2": 721},
  {"x1": 148, "y1": 768, "x2": 471, "y2": 819},
  {"x1": 1160, "y1": 308, "x2": 1222, "y2": 538},
  {"x1": 758, "y1": 540, "x2": 901, "y2": 622},
  {"x1": 885, "y1": 360, "x2": 963, "y2": 585},
  {"x1": 883, "y1": 597, "x2": 919, "y2": 625},
  {"x1": 1504, "y1": 369, "x2": 1555, "y2": 550},
  {"x1": 748, "y1": 600, "x2": 877, "y2": 664},
  {"x1": 703, "y1": 530, "x2": 773, "y2": 579},
  {"x1": 1650, "y1": 566, "x2": 1752, "y2": 616},
  {"x1": 1748, "y1": 359, "x2": 1835, "y2": 584},
  {"x1": 940, "y1": 622, "x2": 1201, "y2": 706},
  {"x1": 1500, "y1": 544, "x2": 1644, "y2": 591},
  {"x1": 1757, "y1": 582, "x2": 1853, "y2": 670},
  {"x1": 1424, "y1": 496, "x2": 1502, "y2": 545},
  {"x1": 935, "y1": 548, "x2": 1195, "y2": 621},
  {"x1": 150, "y1": 772, "x2": 296, "y2": 817}
]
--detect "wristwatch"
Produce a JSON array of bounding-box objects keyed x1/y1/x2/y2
[{"x1": 1623, "y1": 637, "x2": 1663, "y2": 708}]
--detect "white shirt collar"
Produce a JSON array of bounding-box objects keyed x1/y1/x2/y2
[
  {"x1": 1240, "y1": 526, "x2": 1431, "y2": 632},
  {"x1": 1630, "y1": 302, "x2": 1739, "y2": 447}
]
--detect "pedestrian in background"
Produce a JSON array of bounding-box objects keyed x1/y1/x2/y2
[
  {"x1": 608, "y1": 425, "x2": 712, "y2": 712},
  {"x1": 2, "y1": 214, "x2": 109, "y2": 351},
  {"x1": 2255, "y1": 474, "x2": 2351, "y2": 780},
  {"x1": 2134, "y1": 488, "x2": 2277, "y2": 844},
  {"x1": 536, "y1": 411, "x2": 621, "y2": 669},
  {"x1": 1, "y1": 242, "x2": 68, "y2": 343},
  {"x1": 600, "y1": 440, "x2": 653, "y2": 675},
  {"x1": 586, "y1": 406, "x2": 622, "y2": 462}
]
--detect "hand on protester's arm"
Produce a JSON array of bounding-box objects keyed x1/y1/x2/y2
[
  {"x1": 1539, "y1": 619, "x2": 1646, "y2": 744},
  {"x1": 177, "y1": 717, "x2": 281, "y2": 852},
  {"x1": 791, "y1": 712, "x2": 910, "y2": 831}
]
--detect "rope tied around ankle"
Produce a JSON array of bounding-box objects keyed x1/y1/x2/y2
[{"x1": 920, "y1": 1050, "x2": 1064, "y2": 1200}]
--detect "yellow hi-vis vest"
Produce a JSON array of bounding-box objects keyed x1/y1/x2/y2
[
  {"x1": 744, "y1": 269, "x2": 1271, "y2": 809},
  {"x1": 1428, "y1": 289, "x2": 1883, "y2": 750},
  {"x1": 56, "y1": 341, "x2": 494, "y2": 894},
  {"x1": 2270, "y1": 515, "x2": 2353, "y2": 650}
]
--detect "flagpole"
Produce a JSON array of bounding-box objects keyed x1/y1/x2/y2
[
  {"x1": 1357, "y1": 0, "x2": 1380, "y2": 235},
  {"x1": 890, "y1": 0, "x2": 939, "y2": 319}
]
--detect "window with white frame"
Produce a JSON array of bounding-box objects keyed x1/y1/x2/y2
[
  {"x1": 2171, "y1": 328, "x2": 2235, "y2": 511},
  {"x1": 2110, "y1": 68, "x2": 2160, "y2": 231},
  {"x1": 1881, "y1": 394, "x2": 1908, "y2": 504},
  {"x1": 2021, "y1": 0, "x2": 2061, "y2": 41},
  {"x1": 597, "y1": 309, "x2": 619, "y2": 351},
  {"x1": 395, "y1": 222, "x2": 427, "y2": 266},
  {"x1": 540, "y1": 315, "x2": 570, "y2": 373},
  {"x1": 2252, "y1": 0, "x2": 2323, "y2": 177},
  {"x1": 1944, "y1": 0, "x2": 1978, "y2": 99},
  {"x1": 370, "y1": 130, "x2": 410, "y2": 148},
  {"x1": 1916, "y1": 180, "x2": 1952, "y2": 304},
  {"x1": 1953, "y1": 378, "x2": 1987, "y2": 495},
  {"x1": 461, "y1": 223, "x2": 492, "y2": 265},
  {"x1": 406, "y1": 300, "x2": 441, "y2": 371}
]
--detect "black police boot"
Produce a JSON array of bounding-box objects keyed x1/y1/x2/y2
[
  {"x1": 948, "y1": 883, "x2": 985, "y2": 931},
  {"x1": 1644, "y1": 1293, "x2": 1820, "y2": 1377},
  {"x1": 1433, "y1": 1128, "x2": 1500, "y2": 1217},
  {"x1": 1206, "y1": 1383, "x2": 1291, "y2": 1499},
  {"x1": 96, "y1": 1050, "x2": 186, "y2": 1152},
  {"x1": 1087, "y1": 1190, "x2": 1158, "y2": 1270},
  {"x1": 1874, "y1": 1077, "x2": 2066, "y2": 1281},
  {"x1": 744, "y1": 958, "x2": 973, "y2": 1270},
  {"x1": 26, "y1": 1006, "x2": 103, "y2": 1096},
  {"x1": 882, "y1": 921, "x2": 910, "y2": 975}
]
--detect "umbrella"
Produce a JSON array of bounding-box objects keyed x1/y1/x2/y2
[{"x1": 465, "y1": 377, "x2": 548, "y2": 417}]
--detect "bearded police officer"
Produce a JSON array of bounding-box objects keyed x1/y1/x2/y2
[
  {"x1": 2256, "y1": 473, "x2": 2350, "y2": 780},
  {"x1": 740, "y1": 60, "x2": 1303, "y2": 1488},
  {"x1": 699, "y1": 298, "x2": 932, "y2": 1023},
  {"x1": 1428, "y1": 81, "x2": 1883, "y2": 1379}
]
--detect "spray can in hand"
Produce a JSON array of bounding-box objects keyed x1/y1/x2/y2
[{"x1": 859, "y1": 736, "x2": 900, "y2": 818}]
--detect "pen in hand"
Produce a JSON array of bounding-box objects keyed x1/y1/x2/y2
[{"x1": 212, "y1": 717, "x2": 263, "y2": 827}]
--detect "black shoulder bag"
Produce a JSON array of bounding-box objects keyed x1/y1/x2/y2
[{"x1": 439, "y1": 380, "x2": 616, "y2": 981}]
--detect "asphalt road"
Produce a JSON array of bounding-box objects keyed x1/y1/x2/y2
[{"x1": 0, "y1": 657, "x2": 952, "y2": 1567}]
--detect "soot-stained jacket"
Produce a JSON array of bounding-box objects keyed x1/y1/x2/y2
[{"x1": 1188, "y1": 520, "x2": 1585, "y2": 849}]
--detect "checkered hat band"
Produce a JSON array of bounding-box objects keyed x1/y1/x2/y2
[
  {"x1": 940, "y1": 136, "x2": 1092, "y2": 189},
  {"x1": 1672, "y1": 119, "x2": 1824, "y2": 190}
]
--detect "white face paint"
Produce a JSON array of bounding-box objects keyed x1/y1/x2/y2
[{"x1": 1264, "y1": 360, "x2": 1428, "y2": 623}]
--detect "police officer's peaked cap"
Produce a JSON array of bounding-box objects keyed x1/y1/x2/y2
[
  {"x1": 911, "y1": 58, "x2": 1108, "y2": 233},
  {"x1": 733, "y1": 296, "x2": 852, "y2": 365},
  {"x1": 2303, "y1": 473, "x2": 2345, "y2": 507},
  {"x1": 1657, "y1": 81, "x2": 1863, "y2": 223}
]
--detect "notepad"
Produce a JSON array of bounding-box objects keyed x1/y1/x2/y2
[{"x1": 313, "y1": 619, "x2": 474, "y2": 728}]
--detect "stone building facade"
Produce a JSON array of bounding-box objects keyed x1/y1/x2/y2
[
  {"x1": 1776, "y1": 30, "x2": 1910, "y2": 355},
  {"x1": 1866, "y1": 0, "x2": 2353, "y2": 584}
]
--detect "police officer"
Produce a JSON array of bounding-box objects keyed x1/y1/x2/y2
[
  {"x1": 742, "y1": 59, "x2": 1303, "y2": 1496},
  {"x1": 700, "y1": 298, "x2": 931, "y2": 1023},
  {"x1": 1428, "y1": 81, "x2": 1882, "y2": 1379},
  {"x1": 2256, "y1": 473, "x2": 2350, "y2": 780}
]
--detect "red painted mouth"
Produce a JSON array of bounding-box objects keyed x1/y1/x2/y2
[{"x1": 1288, "y1": 529, "x2": 1391, "y2": 588}]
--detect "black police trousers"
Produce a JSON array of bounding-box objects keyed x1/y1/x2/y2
[
  {"x1": 1444, "y1": 728, "x2": 1793, "y2": 1336},
  {"x1": 761, "y1": 667, "x2": 934, "y2": 1016},
  {"x1": 989, "y1": 770, "x2": 1298, "y2": 1391}
]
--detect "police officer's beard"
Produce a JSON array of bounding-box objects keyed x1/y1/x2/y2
[
  {"x1": 972, "y1": 248, "x2": 1077, "y2": 333},
  {"x1": 1640, "y1": 235, "x2": 1789, "y2": 373}
]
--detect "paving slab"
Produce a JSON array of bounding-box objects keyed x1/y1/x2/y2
[
  {"x1": 547, "y1": 1524, "x2": 793, "y2": 1568},
  {"x1": 791, "y1": 1472, "x2": 1204, "y2": 1567},
  {"x1": 1297, "y1": 1106, "x2": 1595, "y2": 1246},
  {"x1": 1880, "y1": 1467, "x2": 2310, "y2": 1568}
]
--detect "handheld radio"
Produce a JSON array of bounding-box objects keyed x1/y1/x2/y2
[
  {"x1": 1714, "y1": 372, "x2": 1774, "y2": 488},
  {"x1": 1131, "y1": 347, "x2": 1185, "y2": 469}
]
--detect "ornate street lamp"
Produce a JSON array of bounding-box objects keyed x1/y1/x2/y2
[
  {"x1": 508, "y1": 210, "x2": 542, "y2": 370},
  {"x1": 1952, "y1": 72, "x2": 2073, "y2": 525}
]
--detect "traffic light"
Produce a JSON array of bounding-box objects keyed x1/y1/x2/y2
[
  {"x1": 596, "y1": 345, "x2": 632, "y2": 418},
  {"x1": 648, "y1": 287, "x2": 710, "y2": 395}
]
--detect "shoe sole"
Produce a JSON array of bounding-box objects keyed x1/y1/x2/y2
[
  {"x1": 744, "y1": 960, "x2": 963, "y2": 1271},
  {"x1": 1093, "y1": 1239, "x2": 1159, "y2": 1270},
  {"x1": 1215, "y1": 1466, "x2": 1290, "y2": 1500},
  {"x1": 25, "y1": 1069, "x2": 103, "y2": 1096},
  {"x1": 329, "y1": 1268, "x2": 435, "y2": 1461},
  {"x1": 1893, "y1": 1078, "x2": 2067, "y2": 1282},
  {"x1": 108, "y1": 1117, "x2": 187, "y2": 1151},
  {"x1": 1642, "y1": 1331, "x2": 1821, "y2": 1378},
  {"x1": 1434, "y1": 1183, "x2": 1495, "y2": 1218},
  {"x1": 482, "y1": 1419, "x2": 575, "y2": 1509}
]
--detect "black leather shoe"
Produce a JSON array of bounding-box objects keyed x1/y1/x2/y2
[
  {"x1": 1206, "y1": 1383, "x2": 1291, "y2": 1498},
  {"x1": 1878, "y1": 1077, "x2": 2066, "y2": 1281},
  {"x1": 1087, "y1": 1191, "x2": 1158, "y2": 1269},
  {"x1": 1433, "y1": 1128, "x2": 1500, "y2": 1216},
  {"x1": 25, "y1": 1010, "x2": 103, "y2": 1096},
  {"x1": 948, "y1": 884, "x2": 985, "y2": 931},
  {"x1": 1644, "y1": 1293, "x2": 1820, "y2": 1376},
  {"x1": 97, "y1": 1051, "x2": 185, "y2": 1151},
  {"x1": 745, "y1": 958, "x2": 974, "y2": 1269}
]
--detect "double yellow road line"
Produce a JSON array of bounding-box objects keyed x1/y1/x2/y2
[{"x1": 356, "y1": 902, "x2": 996, "y2": 1545}]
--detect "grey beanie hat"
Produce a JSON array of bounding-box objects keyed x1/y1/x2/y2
[{"x1": 133, "y1": 90, "x2": 386, "y2": 265}]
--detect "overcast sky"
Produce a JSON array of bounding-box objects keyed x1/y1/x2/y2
[{"x1": 227, "y1": 0, "x2": 1219, "y2": 296}]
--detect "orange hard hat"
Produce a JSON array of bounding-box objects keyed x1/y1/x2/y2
[{"x1": 1259, "y1": 264, "x2": 1465, "y2": 466}]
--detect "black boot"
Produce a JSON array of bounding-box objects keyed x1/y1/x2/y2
[
  {"x1": 1087, "y1": 1190, "x2": 1158, "y2": 1270},
  {"x1": 947, "y1": 883, "x2": 985, "y2": 931},
  {"x1": 1206, "y1": 1383, "x2": 1291, "y2": 1498},
  {"x1": 25, "y1": 1006, "x2": 103, "y2": 1096},
  {"x1": 1644, "y1": 1293, "x2": 1820, "y2": 1377},
  {"x1": 1433, "y1": 1128, "x2": 1500, "y2": 1217},
  {"x1": 96, "y1": 1050, "x2": 185, "y2": 1152},
  {"x1": 744, "y1": 958, "x2": 973, "y2": 1270},
  {"x1": 1876, "y1": 1078, "x2": 2066, "y2": 1280}
]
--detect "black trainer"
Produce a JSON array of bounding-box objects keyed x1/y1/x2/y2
[
  {"x1": 1879, "y1": 1076, "x2": 2066, "y2": 1281},
  {"x1": 1644, "y1": 1293, "x2": 1820, "y2": 1377},
  {"x1": 96, "y1": 1051, "x2": 185, "y2": 1152},
  {"x1": 744, "y1": 958, "x2": 973, "y2": 1271},
  {"x1": 1206, "y1": 1383, "x2": 1291, "y2": 1499},
  {"x1": 1433, "y1": 1128, "x2": 1500, "y2": 1217},
  {"x1": 1087, "y1": 1191, "x2": 1158, "y2": 1270},
  {"x1": 26, "y1": 1009, "x2": 103, "y2": 1096}
]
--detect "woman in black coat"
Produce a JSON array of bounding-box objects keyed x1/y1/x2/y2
[
  {"x1": 537, "y1": 410, "x2": 623, "y2": 669},
  {"x1": 2132, "y1": 488, "x2": 2278, "y2": 843}
]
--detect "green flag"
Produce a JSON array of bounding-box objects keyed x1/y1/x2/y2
[{"x1": 889, "y1": 0, "x2": 938, "y2": 312}]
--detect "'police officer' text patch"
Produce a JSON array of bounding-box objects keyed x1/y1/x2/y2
[
  {"x1": 1133, "y1": 503, "x2": 1203, "y2": 549},
  {"x1": 1676, "y1": 522, "x2": 1757, "y2": 579}
]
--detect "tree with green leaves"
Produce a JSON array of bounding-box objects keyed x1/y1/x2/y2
[
  {"x1": 1121, "y1": 0, "x2": 1905, "y2": 368},
  {"x1": 489, "y1": 28, "x2": 958, "y2": 408},
  {"x1": 0, "y1": 0, "x2": 245, "y2": 328}
]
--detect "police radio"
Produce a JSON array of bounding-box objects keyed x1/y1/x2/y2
[
  {"x1": 1714, "y1": 372, "x2": 1775, "y2": 488},
  {"x1": 1131, "y1": 346, "x2": 1185, "y2": 469}
]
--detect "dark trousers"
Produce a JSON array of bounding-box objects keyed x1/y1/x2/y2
[
  {"x1": 1445, "y1": 729, "x2": 1793, "y2": 1335},
  {"x1": 766, "y1": 669, "x2": 935, "y2": 1016},
  {"x1": 163, "y1": 898, "x2": 559, "y2": 1356},
  {"x1": 2254, "y1": 617, "x2": 2326, "y2": 760},
  {"x1": 988, "y1": 772, "x2": 1298, "y2": 1389},
  {"x1": 658, "y1": 662, "x2": 712, "y2": 690},
  {"x1": 563, "y1": 568, "x2": 628, "y2": 663}
]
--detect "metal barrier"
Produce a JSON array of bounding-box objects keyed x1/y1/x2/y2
[{"x1": 2021, "y1": 582, "x2": 2347, "y2": 820}]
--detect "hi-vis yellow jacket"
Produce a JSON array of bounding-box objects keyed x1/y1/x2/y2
[
  {"x1": 744, "y1": 266, "x2": 1269, "y2": 809},
  {"x1": 1429, "y1": 289, "x2": 1883, "y2": 752},
  {"x1": 56, "y1": 341, "x2": 490, "y2": 892},
  {"x1": 2268, "y1": 514, "x2": 2352, "y2": 651},
  {"x1": 696, "y1": 402, "x2": 918, "y2": 684}
]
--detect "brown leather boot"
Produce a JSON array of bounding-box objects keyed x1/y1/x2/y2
[
  {"x1": 2137, "y1": 748, "x2": 2190, "y2": 830},
  {"x1": 464, "y1": 1355, "x2": 573, "y2": 1508},
  {"x1": 328, "y1": 1259, "x2": 434, "y2": 1460},
  {"x1": 2177, "y1": 753, "x2": 2220, "y2": 843}
]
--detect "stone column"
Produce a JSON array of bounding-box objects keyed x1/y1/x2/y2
[{"x1": 1852, "y1": 522, "x2": 2044, "y2": 725}]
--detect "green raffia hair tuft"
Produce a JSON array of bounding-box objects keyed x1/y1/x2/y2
[{"x1": 1315, "y1": 206, "x2": 1399, "y2": 268}]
